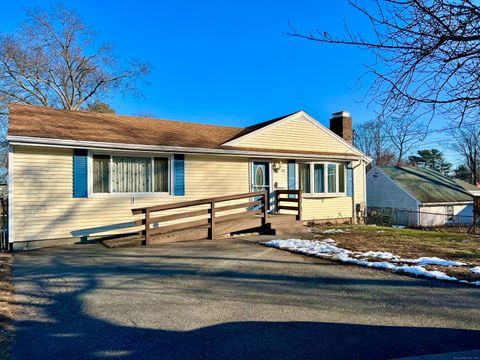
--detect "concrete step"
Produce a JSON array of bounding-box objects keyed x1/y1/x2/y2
[
  {"x1": 270, "y1": 224, "x2": 304, "y2": 231},
  {"x1": 268, "y1": 214, "x2": 298, "y2": 225},
  {"x1": 273, "y1": 228, "x2": 306, "y2": 236}
]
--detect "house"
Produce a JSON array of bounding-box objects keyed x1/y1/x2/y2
[
  {"x1": 367, "y1": 166, "x2": 475, "y2": 226},
  {"x1": 7, "y1": 103, "x2": 369, "y2": 250}
]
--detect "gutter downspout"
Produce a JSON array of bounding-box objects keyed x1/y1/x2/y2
[{"x1": 351, "y1": 160, "x2": 363, "y2": 224}]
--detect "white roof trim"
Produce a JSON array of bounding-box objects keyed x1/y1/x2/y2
[
  {"x1": 8, "y1": 135, "x2": 367, "y2": 161},
  {"x1": 222, "y1": 110, "x2": 371, "y2": 163},
  {"x1": 420, "y1": 201, "x2": 473, "y2": 206}
]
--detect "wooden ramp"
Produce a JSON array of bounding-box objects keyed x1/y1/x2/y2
[
  {"x1": 102, "y1": 234, "x2": 143, "y2": 248},
  {"x1": 102, "y1": 190, "x2": 303, "y2": 248},
  {"x1": 131, "y1": 191, "x2": 270, "y2": 246}
]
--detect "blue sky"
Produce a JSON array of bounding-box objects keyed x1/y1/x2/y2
[{"x1": 0, "y1": 0, "x2": 459, "y2": 165}]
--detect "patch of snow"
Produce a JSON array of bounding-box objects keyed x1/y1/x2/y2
[
  {"x1": 320, "y1": 229, "x2": 345, "y2": 234},
  {"x1": 392, "y1": 225, "x2": 406, "y2": 229},
  {"x1": 404, "y1": 257, "x2": 465, "y2": 267},
  {"x1": 262, "y1": 239, "x2": 478, "y2": 286},
  {"x1": 359, "y1": 251, "x2": 400, "y2": 260},
  {"x1": 469, "y1": 266, "x2": 480, "y2": 274},
  {"x1": 396, "y1": 265, "x2": 458, "y2": 281}
]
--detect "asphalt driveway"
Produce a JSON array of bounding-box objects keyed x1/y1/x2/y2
[{"x1": 12, "y1": 236, "x2": 480, "y2": 360}]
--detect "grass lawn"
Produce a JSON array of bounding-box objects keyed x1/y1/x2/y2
[
  {"x1": 307, "y1": 224, "x2": 480, "y2": 283},
  {"x1": 0, "y1": 253, "x2": 14, "y2": 360}
]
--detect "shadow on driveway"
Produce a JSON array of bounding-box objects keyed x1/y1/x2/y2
[{"x1": 11, "y1": 242, "x2": 480, "y2": 359}]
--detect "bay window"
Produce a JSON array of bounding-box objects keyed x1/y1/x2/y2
[
  {"x1": 299, "y1": 162, "x2": 346, "y2": 196},
  {"x1": 92, "y1": 154, "x2": 170, "y2": 194},
  {"x1": 299, "y1": 163, "x2": 311, "y2": 193},
  {"x1": 327, "y1": 164, "x2": 337, "y2": 193},
  {"x1": 338, "y1": 164, "x2": 345, "y2": 193},
  {"x1": 313, "y1": 164, "x2": 324, "y2": 193}
]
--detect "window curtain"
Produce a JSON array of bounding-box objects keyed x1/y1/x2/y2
[
  {"x1": 299, "y1": 163, "x2": 310, "y2": 193},
  {"x1": 314, "y1": 164, "x2": 324, "y2": 193},
  {"x1": 154, "y1": 157, "x2": 169, "y2": 192},
  {"x1": 112, "y1": 156, "x2": 151, "y2": 193},
  {"x1": 338, "y1": 165, "x2": 345, "y2": 193},
  {"x1": 93, "y1": 155, "x2": 110, "y2": 193},
  {"x1": 327, "y1": 164, "x2": 337, "y2": 193}
]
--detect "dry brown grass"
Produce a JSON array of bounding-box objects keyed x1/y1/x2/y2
[
  {"x1": 307, "y1": 224, "x2": 480, "y2": 283},
  {"x1": 0, "y1": 253, "x2": 14, "y2": 360}
]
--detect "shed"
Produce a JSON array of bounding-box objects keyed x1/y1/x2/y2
[{"x1": 367, "y1": 166, "x2": 475, "y2": 226}]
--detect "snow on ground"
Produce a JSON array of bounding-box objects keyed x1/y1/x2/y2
[
  {"x1": 359, "y1": 251, "x2": 400, "y2": 260},
  {"x1": 470, "y1": 266, "x2": 480, "y2": 274},
  {"x1": 262, "y1": 239, "x2": 478, "y2": 286},
  {"x1": 405, "y1": 257, "x2": 465, "y2": 266},
  {"x1": 320, "y1": 229, "x2": 345, "y2": 234}
]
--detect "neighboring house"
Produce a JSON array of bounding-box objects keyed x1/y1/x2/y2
[
  {"x1": 367, "y1": 166, "x2": 476, "y2": 226},
  {"x1": 7, "y1": 103, "x2": 370, "y2": 249}
]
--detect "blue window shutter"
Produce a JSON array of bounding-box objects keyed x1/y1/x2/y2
[
  {"x1": 174, "y1": 154, "x2": 185, "y2": 196},
  {"x1": 288, "y1": 160, "x2": 296, "y2": 198},
  {"x1": 288, "y1": 160, "x2": 296, "y2": 190},
  {"x1": 346, "y1": 165, "x2": 354, "y2": 197},
  {"x1": 73, "y1": 149, "x2": 88, "y2": 198}
]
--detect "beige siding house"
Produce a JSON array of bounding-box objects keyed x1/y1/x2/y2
[{"x1": 7, "y1": 104, "x2": 370, "y2": 249}]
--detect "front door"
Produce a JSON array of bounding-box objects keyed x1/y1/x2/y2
[{"x1": 252, "y1": 161, "x2": 270, "y2": 210}]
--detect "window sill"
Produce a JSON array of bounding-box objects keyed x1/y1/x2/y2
[
  {"x1": 302, "y1": 193, "x2": 347, "y2": 199},
  {"x1": 89, "y1": 192, "x2": 173, "y2": 198}
]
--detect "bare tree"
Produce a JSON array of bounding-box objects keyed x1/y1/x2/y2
[
  {"x1": 450, "y1": 125, "x2": 480, "y2": 184},
  {"x1": 385, "y1": 117, "x2": 426, "y2": 165},
  {"x1": 354, "y1": 119, "x2": 396, "y2": 165},
  {"x1": 0, "y1": 4, "x2": 150, "y2": 115},
  {"x1": 0, "y1": 3, "x2": 150, "y2": 182},
  {"x1": 86, "y1": 100, "x2": 115, "y2": 114},
  {"x1": 287, "y1": 0, "x2": 480, "y2": 125}
]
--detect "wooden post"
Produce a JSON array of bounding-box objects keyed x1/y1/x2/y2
[
  {"x1": 262, "y1": 191, "x2": 268, "y2": 226},
  {"x1": 473, "y1": 196, "x2": 479, "y2": 234},
  {"x1": 297, "y1": 190, "x2": 302, "y2": 221},
  {"x1": 209, "y1": 200, "x2": 216, "y2": 240},
  {"x1": 274, "y1": 191, "x2": 279, "y2": 214},
  {"x1": 144, "y1": 208, "x2": 151, "y2": 245}
]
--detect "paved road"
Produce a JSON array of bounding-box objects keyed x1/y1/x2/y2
[{"x1": 12, "y1": 236, "x2": 480, "y2": 360}]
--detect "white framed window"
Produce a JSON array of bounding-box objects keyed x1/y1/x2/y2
[
  {"x1": 91, "y1": 153, "x2": 171, "y2": 195},
  {"x1": 299, "y1": 162, "x2": 346, "y2": 196}
]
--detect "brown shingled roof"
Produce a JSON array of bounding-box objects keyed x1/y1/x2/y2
[
  {"x1": 7, "y1": 103, "x2": 258, "y2": 149},
  {"x1": 7, "y1": 103, "x2": 365, "y2": 159}
]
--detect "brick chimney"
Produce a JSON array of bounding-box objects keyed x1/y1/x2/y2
[{"x1": 329, "y1": 111, "x2": 353, "y2": 143}]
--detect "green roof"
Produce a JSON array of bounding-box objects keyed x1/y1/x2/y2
[
  {"x1": 453, "y1": 178, "x2": 480, "y2": 193},
  {"x1": 379, "y1": 166, "x2": 473, "y2": 204}
]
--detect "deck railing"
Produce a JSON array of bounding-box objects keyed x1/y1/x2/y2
[
  {"x1": 275, "y1": 189, "x2": 302, "y2": 221},
  {"x1": 132, "y1": 191, "x2": 268, "y2": 245}
]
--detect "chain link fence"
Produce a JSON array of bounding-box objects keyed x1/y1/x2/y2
[
  {"x1": 0, "y1": 197, "x2": 8, "y2": 251},
  {"x1": 366, "y1": 206, "x2": 473, "y2": 228}
]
